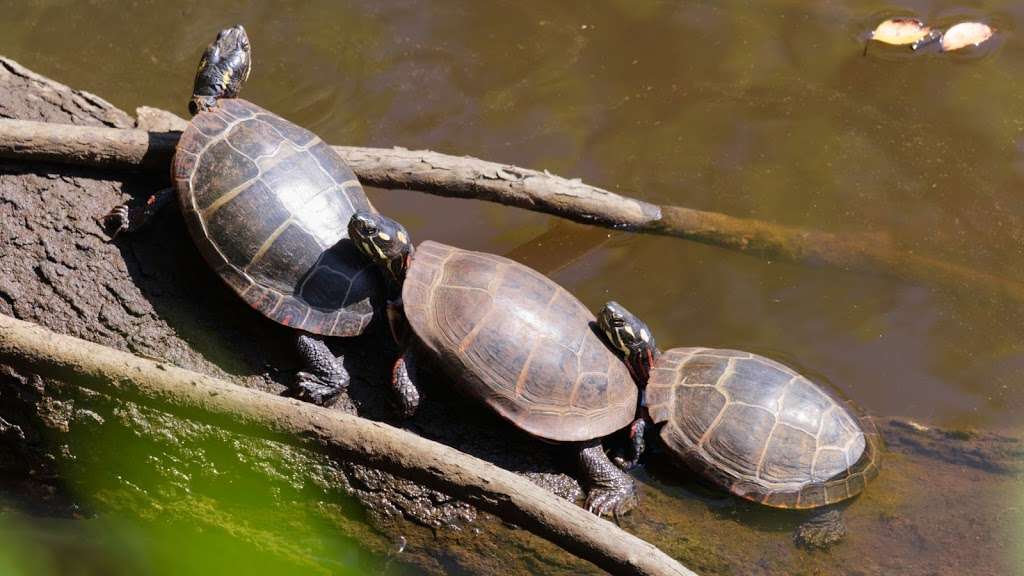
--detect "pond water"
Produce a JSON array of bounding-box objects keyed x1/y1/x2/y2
[{"x1": 1, "y1": 1, "x2": 1021, "y2": 575}]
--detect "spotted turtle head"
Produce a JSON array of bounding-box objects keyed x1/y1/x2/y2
[
  {"x1": 597, "y1": 301, "x2": 658, "y2": 385},
  {"x1": 349, "y1": 211, "x2": 414, "y2": 289},
  {"x1": 189, "y1": 25, "x2": 252, "y2": 116}
]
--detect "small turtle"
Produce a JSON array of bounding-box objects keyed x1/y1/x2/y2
[
  {"x1": 347, "y1": 211, "x2": 640, "y2": 516},
  {"x1": 596, "y1": 301, "x2": 881, "y2": 548},
  {"x1": 103, "y1": 26, "x2": 381, "y2": 403}
]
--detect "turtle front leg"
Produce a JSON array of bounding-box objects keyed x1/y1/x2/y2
[
  {"x1": 577, "y1": 440, "x2": 638, "y2": 520},
  {"x1": 390, "y1": 348, "x2": 422, "y2": 418},
  {"x1": 613, "y1": 417, "x2": 647, "y2": 470},
  {"x1": 101, "y1": 187, "x2": 175, "y2": 238},
  {"x1": 793, "y1": 507, "x2": 847, "y2": 549},
  {"x1": 293, "y1": 332, "x2": 349, "y2": 405}
]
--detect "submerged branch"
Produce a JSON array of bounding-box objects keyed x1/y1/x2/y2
[
  {"x1": 1, "y1": 118, "x2": 1022, "y2": 303},
  {"x1": 0, "y1": 313, "x2": 696, "y2": 576}
]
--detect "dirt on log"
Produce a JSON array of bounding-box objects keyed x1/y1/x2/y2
[{"x1": 0, "y1": 56, "x2": 619, "y2": 575}]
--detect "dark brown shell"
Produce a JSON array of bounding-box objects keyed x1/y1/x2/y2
[
  {"x1": 646, "y1": 348, "x2": 881, "y2": 509},
  {"x1": 172, "y1": 99, "x2": 381, "y2": 336},
  {"x1": 402, "y1": 241, "x2": 637, "y2": 442}
]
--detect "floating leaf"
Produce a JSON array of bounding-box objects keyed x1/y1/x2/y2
[
  {"x1": 870, "y1": 18, "x2": 933, "y2": 46},
  {"x1": 940, "y1": 22, "x2": 995, "y2": 52}
]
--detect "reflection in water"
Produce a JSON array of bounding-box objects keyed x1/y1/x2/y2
[{"x1": 1, "y1": 0, "x2": 1022, "y2": 574}]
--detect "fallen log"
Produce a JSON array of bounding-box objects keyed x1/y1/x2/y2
[
  {"x1": 2, "y1": 117, "x2": 1022, "y2": 305},
  {"x1": 0, "y1": 313, "x2": 696, "y2": 576}
]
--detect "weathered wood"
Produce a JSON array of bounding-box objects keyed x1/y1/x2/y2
[
  {"x1": 0, "y1": 313, "x2": 696, "y2": 576},
  {"x1": 0, "y1": 54, "x2": 656, "y2": 574},
  {"x1": 1, "y1": 116, "x2": 1022, "y2": 305}
]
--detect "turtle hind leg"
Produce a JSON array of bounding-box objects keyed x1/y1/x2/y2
[
  {"x1": 577, "y1": 440, "x2": 638, "y2": 520},
  {"x1": 293, "y1": 332, "x2": 349, "y2": 405},
  {"x1": 101, "y1": 187, "x2": 175, "y2": 238},
  {"x1": 390, "y1": 348, "x2": 421, "y2": 418},
  {"x1": 793, "y1": 507, "x2": 847, "y2": 549}
]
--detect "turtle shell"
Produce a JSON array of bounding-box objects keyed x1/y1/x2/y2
[
  {"x1": 646, "y1": 348, "x2": 881, "y2": 509},
  {"x1": 172, "y1": 98, "x2": 381, "y2": 336},
  {"x1": 402, "y1": 241, "x2": 637, "y2": 442}
]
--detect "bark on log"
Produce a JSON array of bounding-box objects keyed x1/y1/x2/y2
[
  {"x1": 0, "y1": 313, "x2": 695, "y2": 576},
  {"x1": 1, "y1": 117, "x2": 1022, "y2": 305},
  {"x1": 0, "y1": 54, "x2": 670, "y2": 575}
]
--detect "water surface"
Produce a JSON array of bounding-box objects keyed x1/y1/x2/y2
[{"x1": 1, "y1": 1, "x2": 1021, "y2": 574}]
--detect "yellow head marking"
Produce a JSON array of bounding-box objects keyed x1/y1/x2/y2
[
  {"x1": 623, "y1": 325, "x2": 636, "y2": 338},
  {"x1": 640, "y1": 328, "x2": 650, "y2": 342},
  {"x1": 397, "y1": 230, "x2": 408, "y2": 244},
  {"x1": 361, "y1": 240, "x2": 383, "y2": 260},
  {"x1": 378, "y1": 232, "x2": 391, "y2": 242},
  {"x1": 608, "y1": 329, "x2": 630, "y2": 353}
]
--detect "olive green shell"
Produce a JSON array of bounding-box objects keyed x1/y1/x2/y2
[
  {"x1": 647, "y1": 348, "x2": 880, "y2": 509},
  {"x1": 402, "y1": 241, "x2": 637, "y2": 442},
  {"x1": 172, "y1": 99, "x2": 381, "y2": 336}
]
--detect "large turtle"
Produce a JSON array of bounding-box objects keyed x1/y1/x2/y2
[
  {"x1": 346, "y1": 211, "x2": 640, "y2": 516},
  {"x1": 102, "y1": 26, "x2": 381, "y2": 402},
  {"x1": 596, "y1": 301, "x2": 881, "y2": 548}
]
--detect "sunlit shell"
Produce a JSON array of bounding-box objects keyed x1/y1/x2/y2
[
  {"x1": 870, "y1": 18, "x2": 932, "y2": 46},
  {"x1": 940, "y1": 22, "x2": 995, "y2": 52}
]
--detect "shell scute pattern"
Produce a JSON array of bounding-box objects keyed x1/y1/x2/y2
[
  {"x1": 721, "y1": 355, "x2": 790, "y2": 411},
  {"x1": 173, "y1": 99, "x2": 380, "y2": 337},
  {"x1": 193, "y1": 110, "x2": 231, "y2": 137},
  {"x1": 225, "y1": 115, "x2": 286, "y2": 159},
  {"x1": 704, "y1": 403, "x2": 775, "y2": 473},
  {"x1": 403, "y1": 241, "x2": 636, "y2": 442},
  {"x1": 648, "y1": 347, "x2": 880, "y2": 508},
  {"x1": 215, "y1": 98, "x2": 256, "y2": 120},
  {"x1": 254, "y1": 108, "x2": 318, "y2": 147}
]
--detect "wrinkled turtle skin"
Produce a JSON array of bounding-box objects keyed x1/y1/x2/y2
[
  {"x1": 402, "y1": 241, "x2": 638, "y2": 442},
  {"x1": 646, "y1": 347, "x2": 881, "y2": 509},
  {"x1": 173, "y1": 98, "x2": 381, "y2": 336}
]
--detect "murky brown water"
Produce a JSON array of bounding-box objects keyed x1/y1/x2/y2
[{"x1": 1, "y1": 0, "x2": 1022, "y2": 574}]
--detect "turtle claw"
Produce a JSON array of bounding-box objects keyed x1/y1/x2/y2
[
  {"x1": 585, "y1": 491, "x2": 610, "y2": 516},
  {"x1": 101, "y1": 204, "x2": 131, "y2": 239},
  {"x1": 585, "y1": 485, "x2": 638, "y2": 520},
  {"x1": 612, "y1": 454, "x2": 640, "y2": 471},
  {"x1": 293, "y1": 371, "x2": 345, "y2": 406}
]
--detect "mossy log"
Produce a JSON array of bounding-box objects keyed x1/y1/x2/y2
[{"x1": 0, "y1": 313, "x2": 695, "y2": 576}]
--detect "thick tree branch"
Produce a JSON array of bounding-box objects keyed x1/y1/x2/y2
[
  {"x1": 0, "y1": 313, "x2": 696, "y2": 576},
  {"x1": 1, "y1": 117, "x2": 1021, "y2": 304}
]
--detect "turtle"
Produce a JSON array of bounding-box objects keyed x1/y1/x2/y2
[
  {"x1": 346, "y1": 211, "x2": 641, "y2": 516},
  {"x1": 102, "y1": 26, "x2": 382, "y2": 403},
  {"x1": 595, "y1": 301, "x2": 882, "y2": 548}
]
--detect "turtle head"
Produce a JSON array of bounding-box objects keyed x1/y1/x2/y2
[
  {"x1": 597, "y1": 301, "x2": 658, "y2": 384},
  {"x1": 349, "y1": 211, "x2": 414, "y2": 290},
  {"x1": 189, "y1": 25, "x2": 252, "y2": 116}
]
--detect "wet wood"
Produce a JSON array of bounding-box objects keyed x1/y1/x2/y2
[
  {"x1": 1, "y1": 117, "x2": 1022, "y2": 305},
  {"x1": 0, "y1": 313, "x2": 696, "y2": 576}
]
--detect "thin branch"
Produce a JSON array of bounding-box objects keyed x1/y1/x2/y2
[
  {"x1": 0, "y1": 313, "x2": 696, "y2": 576},
  {"x1": 0, "y1": 118, "x2": 1022, "y2": 304}
]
